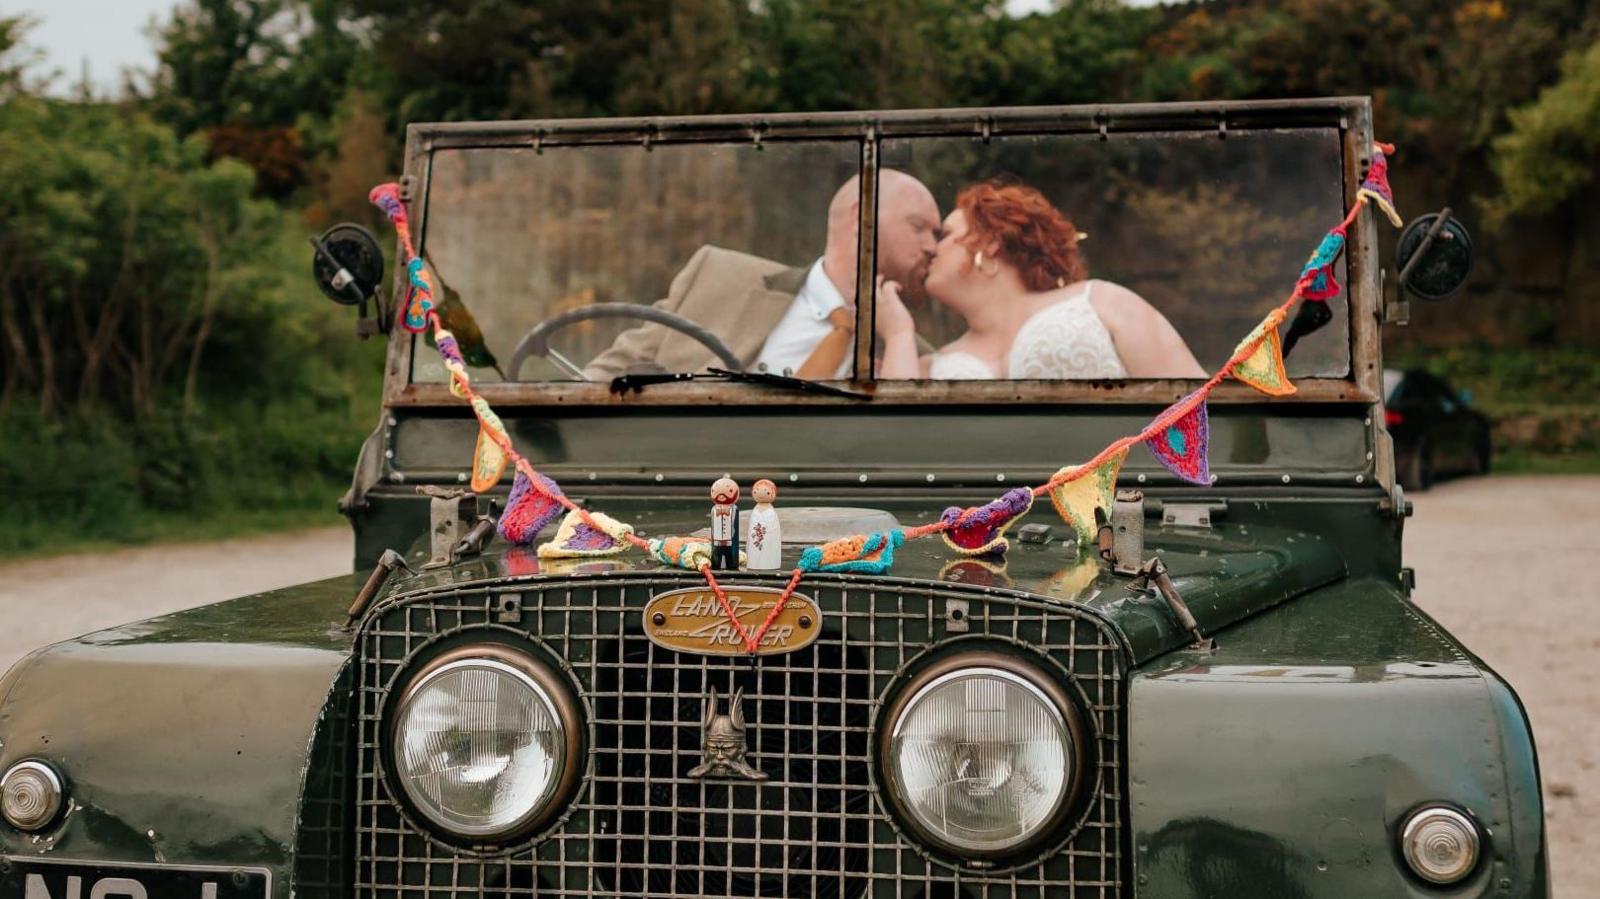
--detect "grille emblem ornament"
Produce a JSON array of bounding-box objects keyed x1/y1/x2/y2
[
  {"x1": 687, "y1": 687, "x2": 768, "y2": 782},
  {"x1": 643, "y1": 586, "x2": 821, "y2": 656}
]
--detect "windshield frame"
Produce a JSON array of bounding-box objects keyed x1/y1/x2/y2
[{"x1": 382, "y1": 98, "x2": 1382, "y2": 409}]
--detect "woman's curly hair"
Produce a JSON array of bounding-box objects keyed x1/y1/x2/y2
[{"x1": 955, "y1": 181, "x2": 1087, "y2": 291}]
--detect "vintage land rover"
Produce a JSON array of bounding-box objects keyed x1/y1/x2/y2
[{"x1": 0, "y1": 99, "x2": 1546, "y2": 899}]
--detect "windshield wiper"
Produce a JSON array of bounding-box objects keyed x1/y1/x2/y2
[
  {"x1": 706, "y1": 367, "x2": 872, "y2": 400},
  {"x1": 609, "y1": 368, "x2": 871, "y2": 400}
]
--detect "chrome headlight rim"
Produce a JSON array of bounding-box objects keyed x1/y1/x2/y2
[
  {"x1": 877, "y1": 650, "x2": 1091, "y2": 862},
  {"x1": 384, "y1": 641, "x2": 585, "y2": 847},
  {"x1": 1398, "y1": 803, "x2": 1483, "y2": 886},
  {"x1": 1, "y1": 759, "x2": 66, "y2": 832}
]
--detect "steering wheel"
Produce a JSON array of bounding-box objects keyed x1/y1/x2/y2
[{"x1": 506, "y1": 303, "x2": 744, "y2": 381}]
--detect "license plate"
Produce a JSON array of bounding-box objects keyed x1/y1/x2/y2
[{"x1": 0, "y1": 857, "x2": 270, "y2": 899}]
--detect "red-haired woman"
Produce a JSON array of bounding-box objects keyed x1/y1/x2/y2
[{"x1": 875, "y1": 181, "x2": 1204, "y2": 380}]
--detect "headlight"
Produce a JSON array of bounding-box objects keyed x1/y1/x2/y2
[
  {"x1": 882, "y1": 655, "x2": 1084, "y2": 856},
  {"x1": 390, "y1": 646, "x2": 580, "y2": 842},
  {"x1": 2, "y1": 760, "x2": 65, "y2": 831}
]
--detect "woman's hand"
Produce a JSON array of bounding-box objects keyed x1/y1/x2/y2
[
  {"x1": 874, "y1": 277, "x2": 915, "y2": 338},
  {"x1": 874, "y1": 277, "x2": 921, "y2": 378}
]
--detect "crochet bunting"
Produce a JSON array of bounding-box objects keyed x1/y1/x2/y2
[
  {"x1": 1297, "y1": 229, "x2": 1346, "y2": 301},
  {"x1": 940, "y1": 487, "x2": 1035, "y2": 556},
  {"x1": 538, "y1": 509, "x2": 634, "y2": 558},
  {"x1": 649, "y1": 536, "x2": 716, "y2": 571},
  {"x1": 468, "y1": 394, "x2": 510, "y2": 492},
  {"x1": 1145, "y1": 394, "x2": 1211, "y2": 485},
  {"x1": 470, "y1": 426, "x2": 509, "y2": 492},
  {"x1": 401, "y1": 257, "x2": 436, "y2": 332},
  {"x1": 497, "y1": 470, "x2": 565, "y2": 545},
  {"x1": 1358, "y1": 142, "x2": 1404, "y2": 228},
  {"x1": 798, "y1": 530, "x2": 904, "y2": 574},
  {"x1": 1231, "y1": 309, "x2": 1296, "y2": 397},
  {"x1": 1047, "y1": 447, "x2": 1128, "y2": 545}
]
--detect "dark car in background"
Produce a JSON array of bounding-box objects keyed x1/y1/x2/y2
[{"x1": 1384, "y1": 368, "x2": 1493, "y2": 490}]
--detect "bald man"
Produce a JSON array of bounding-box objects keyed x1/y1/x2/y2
[{"x1": 580, "y1": 170, "x2": 941, "y2": 381}]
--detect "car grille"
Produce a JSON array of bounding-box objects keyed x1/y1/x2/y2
[{"x1": 356, "y1": 572, "x2": 1127, "y2": 898}]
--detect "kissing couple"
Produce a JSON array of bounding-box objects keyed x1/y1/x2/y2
[{"x1": 873, "y1": 176, "x2": 1204, "y2": 380}]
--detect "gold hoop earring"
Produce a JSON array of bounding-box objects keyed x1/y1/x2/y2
[{"x1": 974, "y1": 251, "x2": 998, "y2": 276}]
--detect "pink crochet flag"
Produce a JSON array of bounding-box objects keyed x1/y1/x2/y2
[
  {"x1": 940, "y1": 487, "x2": 1035, "y2": 556},
  {"x1": 1358, "y1": 142, "x2": 1404, "y2": 228},
  {"x1": 497, "y1": 471, "x2": 565, "y2": 545},
  {"x1": 1145, "y1": 394, "x2": 1211, "y2": 485}
]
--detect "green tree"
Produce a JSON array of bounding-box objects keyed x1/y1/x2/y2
[{"x1": 1486, "y1": 39, "x2": 1600, "y2": 222}]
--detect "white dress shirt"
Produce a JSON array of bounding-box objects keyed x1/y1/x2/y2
[{"x1": 751, "y1": 259, "x2": 851, "y2": 378}]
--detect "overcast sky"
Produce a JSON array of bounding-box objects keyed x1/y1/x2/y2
[{"x1": 5, "y1": 0, "x2": 1097, "y2": 95}]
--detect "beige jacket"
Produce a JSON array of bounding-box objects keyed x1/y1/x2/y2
[{"x1": 581, "y1": 245, "x2": 807, "y2": 380}]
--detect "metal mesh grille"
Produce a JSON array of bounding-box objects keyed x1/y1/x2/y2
[{"x1": 357, "y1": 573, "x2": 1125, "y2": 898}]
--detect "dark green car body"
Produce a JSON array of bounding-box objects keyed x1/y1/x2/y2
[{"x1": 0, "y1": 100, "x2": 1547, "y2": 899}]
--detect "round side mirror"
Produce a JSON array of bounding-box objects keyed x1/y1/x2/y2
[
  {"x1": 1395, "y1": 213, "x2": 1473, "y2": 301},
  {"x1": 311, "y1": 223, "x2": 385, "y2": 306}
]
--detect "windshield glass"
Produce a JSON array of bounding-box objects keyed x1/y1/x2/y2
[
  {"x1": 412, "y1": 126, "x2": 1349, "y2": 385},
  {"x1": 415, "y1": 140, "x2": 862, "y2": 384}
]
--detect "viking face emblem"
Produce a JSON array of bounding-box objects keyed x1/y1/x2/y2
[{"x1": 687, "y1": 686, "x2": 768, "y2": 781}]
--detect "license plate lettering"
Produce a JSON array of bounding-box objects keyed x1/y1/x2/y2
[{"x1": 3, "y1": 860, "x2": 264, "y2": 899}]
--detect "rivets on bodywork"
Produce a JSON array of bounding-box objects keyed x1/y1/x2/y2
[
  {"x1": 385, "y1": 449, "x2": 395, "y2": 459},
  {"x1": 387, "y1": 417, "x2": 397, "y2": 427},
  {"x1": 1366, "y1": 451, "x2": 1374, "y2": 461},
  {"x1": 926, "y1": 474, "x2": 936, "y2": 482},
  {"x1": 1356, "y1": 475, "x2": 1365, "y2": 484},
  {"x1": 788, "y1": 473, "x2": 799, "y2": 482},
  {"x1": 995, "y1": 473, "x2": 1006, "y2": 482},
  {"x1": 1281, "y1": 474, "x2": 1292, "y2": 484},
  {"x1": 654, "y1": 474, "x2": 664, "y2": 482},
  {"x1": 1209, "y1": 473, "x2": 1218, "y2": 484},
  {"x1": 588, "y1": 472, "x2": 597, "y2": 480},
  {"x1": 456, "y1": 473, "x2": 468, "y2": 483},
  {"x1": 858, "y1": 474, "x2": 869, "y2": 483},
  {"x1": 1137, "y1": 473, "x2": 1147, "y2": 484}
]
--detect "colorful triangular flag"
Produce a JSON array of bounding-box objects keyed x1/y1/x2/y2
[
  {"x1": 798, "y1": 530, "x2": 905, "y2": 574},
  {"x1": 470, "y1": 426, "x2": 509, "y2": 492},
  {"x1": 497, "y1": 470, "x2": 566, "y2": 545},
  {"x1": 648, "y1": 536, "x2": 717, "y2": 571},
  {"x1": 1231, "y1": 309, "x2": 1296, "y2": 397},
  {"x1": 1358, "y1": 142, "x2": 1404, "y2": 228},
  {"x1": 538, "y1": 509, "x2": 634, "y2": 558},
  {"x1": 1145, "y1": 393, "x2": 1211, "y2": 485},
  {"x1": 1047, "y1": 447, "x2": 1128, "y2": 544},
  {"x1": 940, "y1": 487, "x2": 1035, "y2": 556},
  {"x1": 1297, "y1": 229, "x2": 1346, "y2": 301}
]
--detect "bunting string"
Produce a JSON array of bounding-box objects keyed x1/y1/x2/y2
[{"x1": 368, "y1": 142, "x2": 1398, "y2": 654}]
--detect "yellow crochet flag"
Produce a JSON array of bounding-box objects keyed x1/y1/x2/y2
[
  {"x1": 1231, "y1": 309, "x2": 1296, "y2": 397},
  {"x1": 1047, "y1": 447, "x2": 1127, "y2": 545},
  {"x1": 470, "y1": 425, "x2": 509, "y2": 492},
  {"x1": 538, "y1": 509, "x2": 635, "y2": 558}
]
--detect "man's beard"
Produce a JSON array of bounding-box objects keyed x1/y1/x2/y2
[{"x1": 891, "y1": 256, "x2": 932, "y2": 308}]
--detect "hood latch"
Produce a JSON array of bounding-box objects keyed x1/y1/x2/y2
[{"x1": 1130, "y1": 557, "x2": 1213, "y2": 651}]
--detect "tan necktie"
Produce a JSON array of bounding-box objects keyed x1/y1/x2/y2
[{"x1": 795, "y1": 307, "x2": 854, "y2": 379}]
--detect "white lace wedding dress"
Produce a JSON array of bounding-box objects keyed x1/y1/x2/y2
[{"x1": 927, "y1": 282, "x2": 1130, "y2": 380}]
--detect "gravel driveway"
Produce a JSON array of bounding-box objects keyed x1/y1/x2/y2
[{"x1": 0, "y1": 477, "x2": 1593, "y2": 894}]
